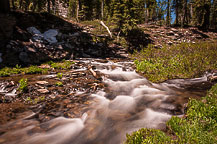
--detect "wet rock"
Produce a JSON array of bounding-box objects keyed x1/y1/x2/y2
[
  {"x1": 4, "y1": 89, "x2": 17, "y2": 102},
  {"x1": 37, "y1": 89, "x2": 49, "y2": 94},
  {"x1": 27, "y1": 27, "x2": 58, "y2": 44},
  {"x1": 27, "y1": 27, "x2": 42, "y2": 35},
  {"x1": 43, "y1": 29, "x2": 58, "y2": 44},
  {"x1": 36, "y1": 81, "x2": 49, "y2": 85}
]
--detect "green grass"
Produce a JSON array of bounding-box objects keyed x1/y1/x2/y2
[
  {"x1": 80, "y1": 20, "x2": 109, "y2": 36},
  {"x1": 48, "y1": 60, "x2": 75, "y2": 69},
  {"x1": 56, "y1": 81, "x2": 63, "y2": 87},
  {"x1": 133, "y1": 41, "x2": 217, "y2": 82},
  {"x1": 0, "y1": 66, "x2": 47, "y2": 77},
  {"x1": 0, "y1": 60, "x2": 75, "y2": 77},
  {"x1": 125, "y1": 84, "x2": 217, "y2": 144}
]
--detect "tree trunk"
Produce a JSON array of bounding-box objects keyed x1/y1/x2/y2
[
  {"x1": 47, "y1": 0, "x2": 51, "y2": 13},
  {"x1": 19, "y1": 0, "x2": 23, "y2": 9},
  {"x1": 32, "y1": 0, "x2": 38, "y2": 12},
  {"x1": 11, "y1": 0, "x2": 16, "y2": 10},
  {"x1": 181, "y1": 0, "x2": 187, "y2": 27},
  {"x1": 175, "y1": 0, "x2": 179, "y2": 25},
  {"x1": 101, "y1": 0, "x2": 104, "y2": 20},
  {"x1": 0, "y1": 0, "x2": 10, "y2": 13},
  {"x1": 202, "y1": 3, "x2": 210, "y2": 29},
  {"x1": 209, "y1": 0, "x2": 217, "y2": 29},
  {"x1": 76, "y1": 0, "x2": 80, "y2": 22},
  {"x1": 166, "y1": 0, "x2": 170, "y2": 26}
]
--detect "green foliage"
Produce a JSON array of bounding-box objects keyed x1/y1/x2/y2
[
  {"x1": 111, "y1": 0, "x2": 138, "y2": 35},
  {"x1": 126, "y1": 84, "x2": 217, "y2": 144},
  {"x1": 68, "y1": 0, "x2": 77, "y2": 18},
  {"x1": 25, "y1": 96, "x2": 45, "y2": 104},
  {"x1": 0, "y1": 65, "x2": 47, "y2": 77},
  {"x1": 49, "y1": 60, "x2": 75, "y2": 69},
  {"x1": 133, "y1": 41, "x2": 217, "y2": 82},
  {"x1": 57, "y1": 73, "x2": 63, "y2": 79},
  {"x1": 18, "y1": 78, "x2": 28, "y2": 93},
  {"x1": 56, "y1": 81, "x2": 63, "y2": 87},
  {"x1": 0, "y1": 60, "x2": 74, "y2": 77}
]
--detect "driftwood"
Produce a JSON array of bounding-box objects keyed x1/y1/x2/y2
[{"x1": 100, "y1": 21, "x2": 112, "y2": 38}]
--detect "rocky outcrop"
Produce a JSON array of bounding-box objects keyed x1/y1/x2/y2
[{"x1": 0, "y1": 11, "x2": 129, "y2": 68}]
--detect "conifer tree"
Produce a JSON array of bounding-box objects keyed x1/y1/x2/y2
[
  {"x1": 209, "y1": 0, "x2": 217, "y2": 29},
  {"x1": 166, "y1": 0, "x2": 171, "y2": 26}
]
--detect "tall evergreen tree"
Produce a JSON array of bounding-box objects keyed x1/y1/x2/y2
[
  {"x1": 209, "y1": 0, "x2": 217, "y2": 29},
  {"x1": 166, "y1": 0, "x2": 171, "y2": 26}
]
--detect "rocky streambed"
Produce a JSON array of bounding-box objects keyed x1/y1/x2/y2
[{"x1": 0, "y1": 58, "x2": 216, "y2": 144}]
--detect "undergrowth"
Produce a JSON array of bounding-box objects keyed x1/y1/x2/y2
[
  {"x1": 125, "y1": 84, "x2": 217, "y2": 144},
  {"x1": 0, "y1": 65, "x2": 47, "y2": 77},
  {"x1": 133, "y1": 41, "x2": 217, "y2": 82},
  {"x1": 18, "y1": 78, "x2": 28, "y2": 93},
  {"x1": 48, "y1": 60, "x2": 75, "y2": 69},
  {"x1": 0, "y1": 60, "x2": 75, "y2": 77}
]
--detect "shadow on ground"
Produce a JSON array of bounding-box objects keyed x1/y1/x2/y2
[{"x1": 125, "y1": 28, "x2": 153, "y2": 53}]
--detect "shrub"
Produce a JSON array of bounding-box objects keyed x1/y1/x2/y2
[{"x1": 18, "y1": 78, "x2": 28, "y2": 93}]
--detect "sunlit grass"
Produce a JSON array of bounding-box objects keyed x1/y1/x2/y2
[{"x1": 132, "y1": 41, "x2": 217, "y2": 82}]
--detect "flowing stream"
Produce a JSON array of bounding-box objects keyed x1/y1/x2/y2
[{"x1": 0, "y1": 58, "x2": 214, "y2": 144}]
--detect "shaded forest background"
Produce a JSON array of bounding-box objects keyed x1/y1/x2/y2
[{"x1": 0, "y1": 0, "x2": 216, "y2": 32}]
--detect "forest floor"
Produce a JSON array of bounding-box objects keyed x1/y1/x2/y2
[{"x1": 0, "y1": 11, "x2": 217, "y2": 141}]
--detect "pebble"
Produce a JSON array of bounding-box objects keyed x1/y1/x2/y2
[{"x1": 37, "y1": 89, "x2": 49, "y2": 94}]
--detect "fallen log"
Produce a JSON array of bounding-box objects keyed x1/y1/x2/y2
[{"x1": 100, "y1": 21, "x2": 112, "y2": 38}]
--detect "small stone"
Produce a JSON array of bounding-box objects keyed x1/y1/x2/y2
[
  {"x1": 37, "y1": 89, "x2": 49, "y2": 94},
  {"x1": 36, "y1": 81, "x2": 48, "y2": 85},
  {"x1": 174, "y1": 33, "x2": 179, "y2": 37},
  {"x1": 26, "y1": 46, "x2": 37, "y2": 53},
  {"x1": 171, "y1": 28, "x2": 178, "y2": 32},
  {"x1": 168, "y1": 41, "x2": 173, "y2": 45},
  {"x1": 57, "y1": 45, "x2": 63, "y2": 50}
]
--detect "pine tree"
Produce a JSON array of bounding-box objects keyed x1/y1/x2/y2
[
  {"x1": 81, "y1": 0, "x2": 94, "y2": 20},
  {"x1": 166, "y1": 0, "x2": 171, "y2": 26},
  {"x1": 172, "y1": 0, "x2": 182, "y2": 25},
  {"x1": 209, "y1": 0, "x2": 217, "y2": 29},
  {"x1": 68, "y1": 0, "x2": 77, "y2": 18}
]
